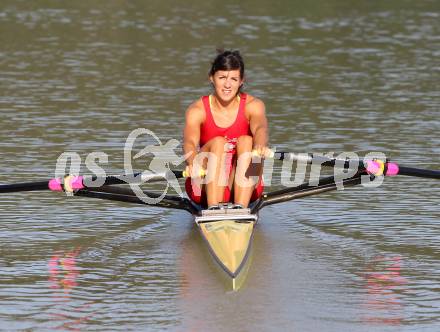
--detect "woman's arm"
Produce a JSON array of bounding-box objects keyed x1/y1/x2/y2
[
  {"x1": 183, "y1": 102, "x2": 204, "y2": 169},
  {"x1": 248, "y1": 98, "x2": 269, "y2": 154}
]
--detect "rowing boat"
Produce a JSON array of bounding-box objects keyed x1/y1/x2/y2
[
  {"x1": 1, "y1": 150, "x2": 438, "y2": 290},
  {"x1": 194, "y1": 204, "x2": 258, "y2": 290}
]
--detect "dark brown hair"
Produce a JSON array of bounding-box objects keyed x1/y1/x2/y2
[{"x1": 209, "y1": 49, "x2": 245, "y2": 79}]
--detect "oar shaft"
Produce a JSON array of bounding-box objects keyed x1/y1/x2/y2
[
  {"x1": 398, "y1": 166, "x2": 440, "y2": 179},
  {"x1": 0, "y1": 181, "x2": 50, "y2": 193},
  {"x1": 0, "y1": 170, "x2": 185, "y2": 193},
  {"x1": 270, "y1": 151, "x2": 439, "y2": 180},
  {"x1": 272, "y1": 152, "x2": 364, "y2": 168},
  {"x1": 48, "y1": 170, "x2": 185, "y2": 191},
  {"x1": 93, "y1": 170, "x2": 184, "y2": 186}
]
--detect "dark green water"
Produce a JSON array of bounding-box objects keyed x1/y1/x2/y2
[{"x1": 0, "y1": 0, "x2": 439, "y2": 331}]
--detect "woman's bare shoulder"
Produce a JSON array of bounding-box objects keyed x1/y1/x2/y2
[
  {"x1": 185, "y1": 98, "x2": 206, "y2": 122},
  {"x1": 244, "y1": 93, "x2": 265, "y2": 113}
]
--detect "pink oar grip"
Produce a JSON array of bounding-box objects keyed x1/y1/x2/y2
[
  {"x1": 48, "y1": 178, "x2": 63, "y2": 191},
  {"x1": 385, "y1": 162, "x2": 399, "y2": 176},
  {"x1": 365, "y1": 160, "x2": 383, "y2": 176},
  {"x1": 365, "y1": 160, "x2": 400, "y2": 177},
  {"x1": 69, "y1": 176, "x2": 85, "y2": 190},
  {"x1": 48, "y1": 176, "x2": 85, "y2": 191}
]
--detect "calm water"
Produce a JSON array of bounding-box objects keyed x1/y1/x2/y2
[{"x1": 0, "y1": 0, "x2": 439, "y2": 331}]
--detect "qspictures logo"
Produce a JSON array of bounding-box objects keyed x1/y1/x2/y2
[{"x1": 53, "y1": 128, "x2": 386, "y2": 203}]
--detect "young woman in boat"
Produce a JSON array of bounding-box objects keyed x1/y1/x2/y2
[{"x1": 183, "y1": 50, "x2": 269, "y2": 209}]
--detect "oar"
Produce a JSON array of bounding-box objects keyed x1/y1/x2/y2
[
  {"x1": 259, "y1": 151, "x2": 440, "y2": 180},
  {"x1": 0, "y1": 169, "x2": 189, "y2": 193}
]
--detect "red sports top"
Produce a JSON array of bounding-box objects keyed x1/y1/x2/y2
[
  {"x1": 199, "y1": 93, "x2": 251, "y2": 149},
  {"x1": 185, "y1": 92, "x2": 264, "y2": 205}
]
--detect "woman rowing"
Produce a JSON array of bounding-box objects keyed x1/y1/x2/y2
[{"x1": 183, "y1": 50, "x2": 269, "y2": 209}]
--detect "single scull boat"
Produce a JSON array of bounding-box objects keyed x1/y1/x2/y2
[{"x1": 195, "y1": 204, "x2": 258, "y2": 290}]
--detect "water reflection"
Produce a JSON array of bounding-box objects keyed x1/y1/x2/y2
[
  {"x1": 48, "y1": 247, "x2": 95, "y2": 331},
  {"x1": 48, "y1": 248, "x2": 81, "y2": 294},
  {"x1": 361, "y1": 255, "x2": 407, "y2": 326}
]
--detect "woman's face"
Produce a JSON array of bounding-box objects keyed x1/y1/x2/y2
[{"x1": 210, "y1": 69, "x2": 243, "y2": 103}]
